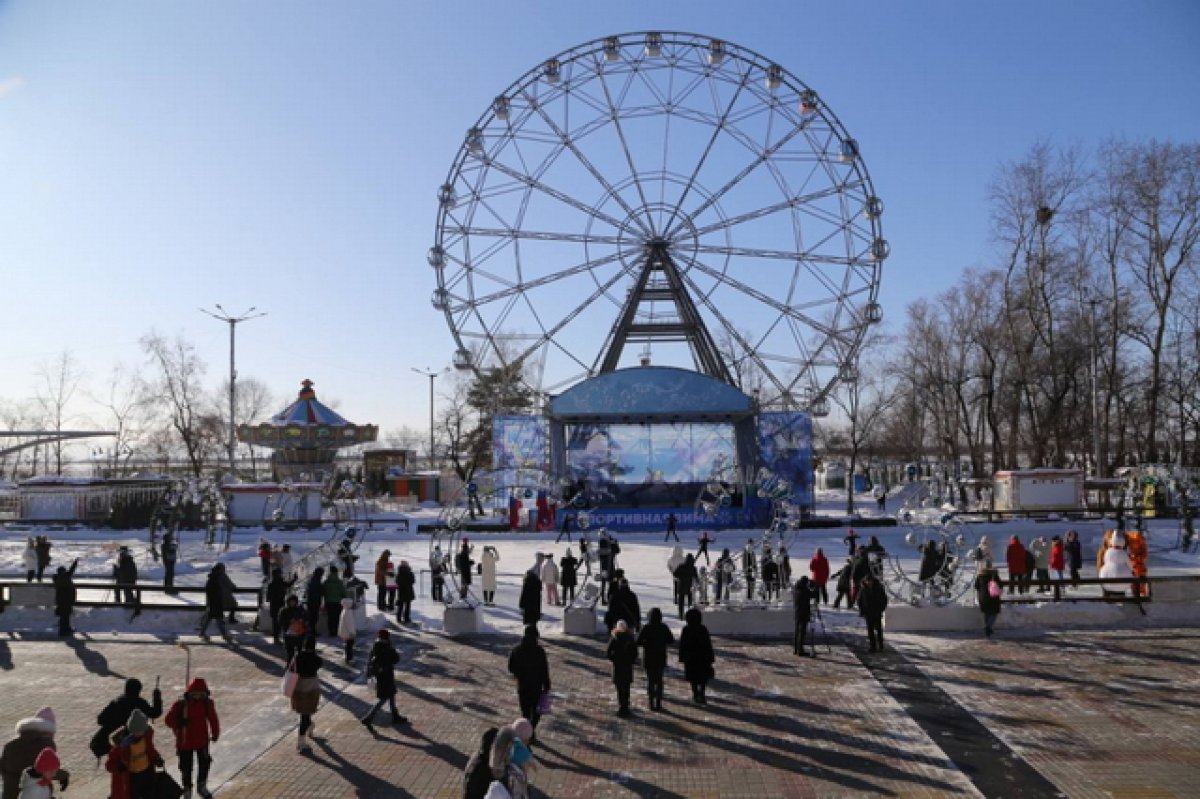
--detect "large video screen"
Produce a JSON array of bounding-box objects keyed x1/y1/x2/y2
[
  {"x1": 492, "y1": 415, "x2": 549, "y2": 488},
  {"x1": 564, "y1": 421, "x2": 736, "y2": 506}
]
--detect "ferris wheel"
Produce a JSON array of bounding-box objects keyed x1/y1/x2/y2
[{"x1": 430, "y1": 32, "x2": 886, "y2": 411}]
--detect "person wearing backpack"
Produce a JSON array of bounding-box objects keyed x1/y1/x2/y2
[
  {"x1": 975, "y1": 567, "x2": 1003, "y2": 638},
  {"x1": 164, "y1": 678, "x2": 220, "y2": 799},
  {"x1": 360, "y1": 629, "x2": 407, "y2": 728},
  {"x1": 91, "y1": 680, "x2": 162, "y2": 764}
]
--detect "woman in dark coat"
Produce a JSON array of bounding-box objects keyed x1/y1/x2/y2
[
  {"x1": 672, "y1": 555, "x2": 699, "y2": 620},
  {"x1": 678, "y1": 607, "x2": 715, "y2": 704},
  {"x1": 291, "y1": 638, "x2": 322, "y2": 752},
  {"x1": 519, "y1": 569, "x2": 543, "y2": 626},
  {"x1": 1065, "y1": 529, "x2": 1084, "y2": 587},
  {"x1": 265, "y1": 568, "x2": 293, "y2": 644},
  {"x1": 606, "y1": 620, "x2": 639, "y2": 717},
  {"x1": 975, "y1": 568, "x2": 1003, "y2": 638},
  {"x1": 304, "y1": 567, "x2": 325, "y2": 632},
  {"x1": 395, "y1": 560, "x2": 416, "y2": 624},
  {"x1": 361, "y1": 629, "x2": 406, "y2": 726},
  {"x1": 792, "y1": 576, "x2": 816, "y2": 657},
  {"x1": 507, "y1": 625, "x2": 551, "y2": 730},
  {"x1": 52, "y1": 558, "x2": 79, "y2": 637},
  {"x1": 456, "y1": 542, "x2": 474, "y2": 600},
  {"x1": 559, "y1": 550, "x2": 579, "y2": 604},
  {"x1": 635, "y1": 607, "x2": 674, "y2": 711}
]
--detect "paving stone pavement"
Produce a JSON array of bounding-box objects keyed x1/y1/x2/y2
[{"x1": 2, "y1": 621, "x2": 1198, "y2": 798}]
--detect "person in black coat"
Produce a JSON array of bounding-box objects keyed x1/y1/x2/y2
[
  {"x1": 456, "y1": 541, "x2": 474, "y2": 600},
  {"x1": 361, "y1": 629, "x2": 406, "y2": 727},
  {"x1": 856, "y1": 574, "x2": 889, "y2": 652},
  {"x1": 635, "y1": 607, "x2": 674, "y2": 711},
  {"x1": 714, "y1": 548, "x2": 734, "y2": 603},
  {"x1": 112, "y1": 546, "x2": 139, "y2": 607},
  {"x1": 161, "y1": 531, "x2": 179, "y2": 593},
  {"x1": 559, "y1": 549, "x2": 579, "y2": 604},
  {"x1": 831, "y1": 558, "x2": 853, "y2": 609},
  {"x1": 265, "y1": 568, "x2": 293, "y2": 644},
  {"x1": 607, "y1": 620, "x2": 639, "y2": 717},
  {"x1": 507, "y1": 625, "x2": 551, "y2": 730},
  {"x1": 603, "y1": 578, "x2": 641, "y2": 633},
  {"x1": 462, "y1": 726, "x2": 499, "y2": 799},
  {"x1": 672, "y1": 555, "x2": 699, "y2": 620},
  {"x1": 52, "y1": 558, "x2": 79, "y2": 637},
  {"x1": 304, "y1": 567, "x2": 325, "y2": 633},
  {"x1": 519, "y1": 564, "x2": 543, "y2": 626},
  {"x1": 395, "y1": 560, "x2": 416, "y2": 624},
  {"x1": 792, "y1": 576, "x2": 816, "y2": 656},
  {"x1": 92, "y1": 679, "x2": 163, "y2": 760},
  {"x1": 199, "y1": 564, "x2": 231, "y2": 642},
  {"x1": 277, "y1": 595, "x2": 308, "y2": 663},
  {"x1": 678, "y1": 607, "x2": 714, "y2": 704}
]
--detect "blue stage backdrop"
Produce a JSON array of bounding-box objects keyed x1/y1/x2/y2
[
  {"x1": 756, "y1": 412, "x2": 815, "y2": 512},
  {"x1": 492, "y1": 415, "x2": 548, "y2": 490}
]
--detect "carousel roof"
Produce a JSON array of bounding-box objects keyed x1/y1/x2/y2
[{"x1": 270, "y1": 379, "x2": 351, "y2": 426}]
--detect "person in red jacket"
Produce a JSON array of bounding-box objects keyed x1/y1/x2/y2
[
  {"x1": 105, "y1": 709, "x2": 163, "y2": 799},
  {"x1": 1005, "y1": 535, "x2": 1027, "y2": 595},
  {"x1": 165, "y1": 678, "x2": 220, "y2": 799},
  {"x1": 808, "y1": 548, "x2": 831, "y2": 605},
  {"x1": 1049, "y1": 535, "x2": 1066, "y2": 583}
]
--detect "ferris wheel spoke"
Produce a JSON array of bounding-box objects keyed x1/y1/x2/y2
[
  {"x1": 465, "y1": 250, "x2": 626, "y2": 309},
  {"x1": 686, "y1": 184, "x2": 849, "y2": 239},
  {"x1": 691, "y1": 243, "x2": 859, "y2": 267},
  {"x1": 518, "y1": 85, "x2": 652, "y2": 236},
  {"x1": 595, "y1": 65, "x2": 655, "y2": 233},
  {"x1": 675, "y1": 121, "x2": 809, "y2": 237},
  {"x1": 484, "y1": 157, "x2": 633, "y2": 235},
  {"x1": 450, "y1": 226, "x2": 625, "y2": 246},
  {"x1": 682, "y1": 255, "x2": 838, "y2": 340}
]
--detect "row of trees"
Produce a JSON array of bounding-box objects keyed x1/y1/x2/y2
[{"x1": 827, "y1": 139, "x2": 1199, "y2": 490}]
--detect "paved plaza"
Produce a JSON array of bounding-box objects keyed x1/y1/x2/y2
[{"x1": 2, "y1": 620, "x2": 1198, "y2": 798}]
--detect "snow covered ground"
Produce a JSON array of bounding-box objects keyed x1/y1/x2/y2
[{"x1": 2, "y1": 486, "x2": 1197, "y2": 639}]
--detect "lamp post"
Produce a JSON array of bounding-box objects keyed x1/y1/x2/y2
[
  {"x1": 201, "y1": 305, "x2": 266, "y2": 478},
  {"x1": 412, "y1": 367, "x2": 442, "y2": 471}
]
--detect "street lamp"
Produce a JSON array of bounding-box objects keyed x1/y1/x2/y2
[
  {"x1": 201, "y1": 305, "x2": 266, "y2": 479},
  {"x1": 412, "y1": 367, "x2": 443, "y2": 471}
]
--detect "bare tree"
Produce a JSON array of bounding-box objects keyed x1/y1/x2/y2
[
  {"x1": 87, "y1": 363, "x2": 151, "y2": 476},
  {"x1": 216, "y1": 375, "x2": 274, "y2": 479},
  {"x1": 140, "y1": 332, "x2": 218, "y2": 476},
  {"x1": 829, "y1": 338, "x2": 899, "y2": 516},
  {"x1": 34, "y1": 351, "x2": 84, "y2": 475}
]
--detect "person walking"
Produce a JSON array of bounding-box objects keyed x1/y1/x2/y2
[
  {"x1": 506, "y1": 625, "x2": 551, "y2": 731},
  {"x1": 92, "y1": 680, "x2": 163, "y2": 764},
  {"x1": 481, "y1": 546, "x2": 500, "y2": 606},
  {"x1": 104, "y1": 709, "x2": 164, "y2": 799},
  {"x1": 265, "y1": 568, "x2": 292, "y2": 645},
  {"x1": 165, "y1": 677, "x2": 220, "y2": 799},
  {"x1": 975, "y1": 567, "x2": 1003, "y2": 638},
  {"x1": 456, "y1": 540, "x2": 474, "y2": 600},
  {"x1": 519, "y1": 561, "x2": 543, "y2": 626},
  {"x1": 1030, "y1": 535, "x2": 1051, "y2": 593},
  {"x1": 696, "y1": 530, "x2": 713, "y2": 565},
  {"x1": 199, "y1": 565, "x2": 231, "y2": 643},
  {"x1": 34, "y1": 536, "x2": 52, "y2": 583},
  {"x1": 664, "y1": 513, "x2": 679, "y2": 542},
  {"x1": 374, "y1": 550, "x2": 393, "y2": 611},
  {"x1": 856, "y1": 573, "x2": 888, "y2": 652},
  {"x1": 160, "y1": 532, "x2": 179, "y2": 593},
  {"x1": 673, "y1": 554, "x2": 699, "y2": 620},
  {"x1": 540, "y1": 552, "x2": 560, "y2": 607},
  {"x1": 809, "y1": 548, "x2": 830, "y2": 605},
  {"x1": 51, "y1": 559, "x2": 79, "y2": 638},
  {"x1": 555, "y1": 512, "x2": 574, "y2": 544},
  {"x1": 1005, "y1": 536, "x2": 1026, "y2": 595},
  {"x1": 976, "y1": 535, "x2": 994, "y2": 569},
  {"x1": 113, "y1": 546, "x2": 139, "y2": 607},
  {"x1": 429, "y1": 545, "x2": 446, "y2": 603},
  {"x1": 290, "y1": 638, "x2": 322, "y2": 753},
  {"x1": 636, "y1": 607, "x2": 674, "y2": 711},
  {"x1": 2, "y1": 708, "x2": 68, "y2": 799},
  {"x1": 277, "y1": 595, "x2": 307, "y2": 663},
  {"x1": 463, "y1": 726, "x2": 499, "y2": 799},
  {"x1": 559, "y1": 549, "x2": 579, "y2": 605},
  {"x1": 831, "y1": 557, "x2": 852, "y2": 609},
  {"x1": 607, "y1": 620, "x2": 639, "y2": 718},
  {"x1": 678, "y1": 607, "x2": 715, "y2": 704},
  {"x1": 361, "y1": 629, "x2": 407, "y2": 728},
  {"x1": 395, "y1": 560, "x2": 415, "y2": 624},
  {"x1": 257, "y1": 539, "x2": 272, "y2": 579},
  {"x1": 322, "y1": 569, "x2": 347, "y2": 637},
  {"x1": 304, "y1": 568, "x2": 325, "y2": 633},
  {"x1": 843, "y1": 528, "x2": 859, "y2": 557},
  {"x1": 604, "y1": 578, "x2": 641, "y2": 633},
  {"x1": 792, "y1": 576, "x2": 816, "y2": 656},
  {"x1": 21, "y1": 538, "x2": 37, "y2": 583},
  {"x1": 1065, "y1": 529, "x2": 1084, "y2": 587},
  {"x1": 337, "y1": 596, "x2": 357, "y2": 664}
]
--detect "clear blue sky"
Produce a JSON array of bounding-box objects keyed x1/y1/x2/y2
[{"x1": 2, "y1": 0, "x2": 1198, "y2": 437}]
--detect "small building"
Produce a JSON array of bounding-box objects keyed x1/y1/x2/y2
[{"x1": 992, "y1": 469, "x2": 1084, "y2": 512}]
